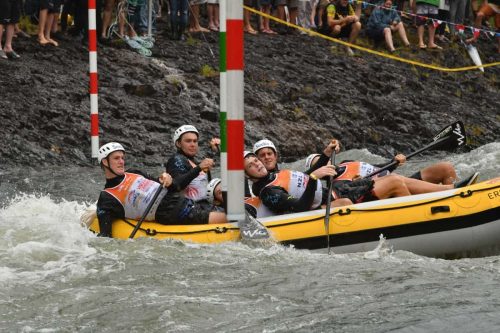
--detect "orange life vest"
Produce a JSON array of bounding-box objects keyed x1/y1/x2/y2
[
  {"x1": 244, "y1": 196, "x2": 275, "y2": 218},
  {"x1": 335, "y1": 161, "x2": 388, "y2": 181},
  {"x1": 104, "y1": 172, "x2": 166, "y2": 221},
  {"x1": 265, "y1": 170, "x2": 323, "y2": 209}
]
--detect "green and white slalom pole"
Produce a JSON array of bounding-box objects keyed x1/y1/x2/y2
[
  {"x1": 220, "y1": 0, "x2": 245, "y2": 223},
  {"x1": 219, "y1": 0, "x2": 228, "y2": 212}
]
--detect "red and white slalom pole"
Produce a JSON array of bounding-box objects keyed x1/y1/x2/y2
[
  {"x1": 224, "y1": 0, "x2": 245, "y2": 223},
  {"x1": 88, "y1": 0, "x2": 99, "y2": 162}
]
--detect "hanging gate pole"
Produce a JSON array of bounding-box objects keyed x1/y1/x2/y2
[{"x1": 88, "y1": 0, "x2": 99, "y2": 163}]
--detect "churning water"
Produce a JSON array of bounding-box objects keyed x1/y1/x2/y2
[{"x1": 1, "y1": 143, "x2": 499, "y2": 332}]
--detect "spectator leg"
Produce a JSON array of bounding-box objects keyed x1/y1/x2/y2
[
  {"x1": 384, "y1": 27, "x2": 395, "y2": 51},
  {"x1": 3, "y1": 23, "x2": 15, "y2": 52}
]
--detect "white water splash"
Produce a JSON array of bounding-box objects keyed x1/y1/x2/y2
[{"x1": 0, "y1": 194, "x2": 96, "y2": 286}]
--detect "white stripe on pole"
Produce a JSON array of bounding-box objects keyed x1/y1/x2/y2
[
  {"x1": 90, "y1": 94, "x2": 98, "y2": 114},
  {"x1": 227, "y1": 170, "x2": 245, "y2": 222},
  {"x1": 89, "y1": 9, "x2": 96, "y2": 29},
  {"x1": 89, "y1": 53, "x2": 97, "y2": 72},
  {"x1": 226, "y1": 71, "x2": 244, "y2": 120}
]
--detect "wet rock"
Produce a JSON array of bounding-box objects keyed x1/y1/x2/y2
[
  {"x1": 0, "y1": 21, "x2": 498, "y2": 168},
  {"x1": 123, "y1": 83, "x2": 157, "y2": 97}
]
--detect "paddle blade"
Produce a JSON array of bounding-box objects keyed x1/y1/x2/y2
[
  {"x1": 431, "y1": 121, "x2": 466, "y2": 151},
  {"x1": 240, "y1": 213, "x2": 271, "y2": 241}
]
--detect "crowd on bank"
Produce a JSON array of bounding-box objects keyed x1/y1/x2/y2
[
  {"x1": 1, "y1": 0, "x2": 498, "y2": 59},
  {"x1": 95, "y1": 125, "x2": 479, "y2": 237}
]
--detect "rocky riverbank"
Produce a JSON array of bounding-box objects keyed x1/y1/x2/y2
[{"x1": 0, "y1": 19, "x2": 498, "y2": 168}]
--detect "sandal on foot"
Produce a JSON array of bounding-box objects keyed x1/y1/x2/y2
[
  {"x1": 0, "y1": 50, "x2": 7, "y2": 59},
  {"x1": 124, "y1": 36, "x2": 143, "y2": 49},
  {"x1": 132, "y1": 36, "x2": 154, "y2": 49},
  {"x1": 6, "y1": 50, "x2": 20, "y2": 59},
  {"x1": 135, "y1": 46, "x2": 152, "y2": 57}
]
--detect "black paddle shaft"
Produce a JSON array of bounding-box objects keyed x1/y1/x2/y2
[
  {"x1": 324, "y1": 150, "x2": 336, "y2": 254},
  {"x1": 129, "y1": 185, "x2": 164, "y2": 238},
  {"x1": 364, "y1": 121, "x2": 465, "y2": 179}
]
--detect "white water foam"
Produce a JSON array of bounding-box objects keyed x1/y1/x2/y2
[{"x1": 0, "y1": 194, "x2": 97, "y2": 286}]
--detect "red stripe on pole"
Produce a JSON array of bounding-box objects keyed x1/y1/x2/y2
[
  {"x1": 226, "y1": 20, "x2": 243, "y2": 70},
  {"x1": 88, "y1": 32, "x2": 97, "y2": 51},
  {"x1": 91, "y1": 114, "x2": 99, "y2": 136},
  {"x1": 227, "y1": 120, "x2": 244, "y2": 170},
  {"x1": 88, "y1": 0, "x2": 96, "y2": 9},
  {"x1": 89, "y1": 73, "x2": 98, "y2": 93}
]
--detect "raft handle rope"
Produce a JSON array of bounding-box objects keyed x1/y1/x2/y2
[
  {"x1": 338, "y1": 208, "x2": 352, "y2": 216},
  {"x1": 460, "y1": 190, "x2": 473, "y2": 198},
  {"x1": 116, "y1": 185, "x2": 497, "y2": 236},
  {"x1": 243, "y1": 5, "x2": 500, "y2": 72},
  {"x1": 121, "y1": 218, "x2": 236, "y2": 236}
]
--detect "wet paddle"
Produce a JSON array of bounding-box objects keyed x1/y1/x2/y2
[
  {"x1": 240, "y1": 213, "x2": 271, "y2": 241},
  {"x1": 324, "y1": 150, "x2": 336, "y2": 254},
  {"x1": 128, "y1": 185, "x2": 164, "y2": 238},
  {"x1": 365, "y1": 121, "x2": 466, "y2": 179}
]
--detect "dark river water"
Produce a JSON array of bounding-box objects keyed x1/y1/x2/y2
[{"x1": 1, "y1": 143, "x2": 499, "y2": 332}]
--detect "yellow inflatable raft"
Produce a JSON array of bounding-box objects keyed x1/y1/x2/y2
[{"x1": 89, "y1": 177, "x2": 500, "y2": 258}]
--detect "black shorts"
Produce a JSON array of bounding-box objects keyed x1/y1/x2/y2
[
  {"x1": 333, "y1": 178, "x2": 376, "y2": 204},
  {"x1": 156, "y1": 194, "x2": 211, "y2": 225},
  {"x1": 338, "y1": 23, "x2": 353, "y2": 38},
  {"x1": 409, "y1": 171, "x2": 422, "y2": 180},
  {"x1": 177, "y1": 199, "x2": 211, "y2": 225},
  {"x1": 0, "y1": 0, "x2": 20, "y2": 25},
  {"x1": 367, "y1": 27, "x2": 385, "y2": 42},
  {"x1": 40, "y1": 0, "x2": 61, "y2": 13}
]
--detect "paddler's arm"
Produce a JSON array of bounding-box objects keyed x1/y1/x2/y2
[
  {"x1": 374, "y1": 154, "x2": 406, "y2": 173},
  {"x1": 165, "y1": 155, "x2": 203, "y2": 191},
  {"x1": 260, "y1": 177, "x2": 320, "y2": 214},
  {"x1": 96, "y1": 192, "x2": 125, "y2": 238},
  {"x1": 260, "y1": 185, "x2": 314, "y2": 213},
  {"x1": 304, "y1": 139, "x2": 340, "y2": 174}
]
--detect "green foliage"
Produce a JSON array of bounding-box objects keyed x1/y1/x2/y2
[
  {"x1": 200, "y1": 64, "x2": 218, "y2": 78},
  {"x1": 186, "y1": 35, "x2": 199, "y2": 46},
  {"x1": 368, "y1": 129, "x2": 382, "y2": 143},
  {"x1": 302, "y1": 85, "x2": 314, "y2": 94},
  {"x1": 18, "y1": 16, "x2": 37, "y2": 35}
]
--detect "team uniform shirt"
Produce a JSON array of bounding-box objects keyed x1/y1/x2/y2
[
  {"x1": 96, "y1": 170, "x2": 170, "y2": 237},
  {"x1": 244, "y1": 196, "x2": 275, "y2": 219},
  {"x1": 334, "y1": 161, "x2": 390, "y2": 181},
  {"x1": 165, "y1": 153, "x2": 209, "y2": 202},
  {"x1": 253, "y1": 170, "x2": 323, "y2": 215}
]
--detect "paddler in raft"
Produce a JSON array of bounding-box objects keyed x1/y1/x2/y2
[
  {"x1": 244, "y1": 151, "x2": 353, "y2": 215},
  {"x1": 304, "y1": 146, "x2": 479, "y2": 201},
  {"x1": 96, "y1": 142, "x2": 228, "y2": 238},
  {"x1": 165, "y1": 125, "x2": 228, "y2": 224}
]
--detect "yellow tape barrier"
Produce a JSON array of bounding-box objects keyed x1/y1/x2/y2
[{"x1": 244, "y1": 5, "x2": 500, "y2": 72}]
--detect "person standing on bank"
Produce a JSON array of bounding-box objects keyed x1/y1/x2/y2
[{"x1": 0, "y1": 0, "x2": 21, "y2": 59}]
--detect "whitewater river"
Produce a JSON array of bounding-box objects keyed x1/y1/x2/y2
[{"x1": 1, "y1": 143, "x2": 499, "y2": 332}]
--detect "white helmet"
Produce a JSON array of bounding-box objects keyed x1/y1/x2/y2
[
  {"x1": 305, "y1": 153, "x2": 321, "y2": 170},
  {"x1": 173, "y1": 125, "x2": 199, "y2": 145},
  {"x1": 207, "y1": 178, "x2": 222, "y2": 204},
  {"x1": 98, "y1": 142, "x2": 125, "y2": 163},
  {"x1": 253, "y1": 139, "x2": 277, "y2": 155},
  {"x1": 244, "y1": 150, "x2": 255, "y2": 159}
]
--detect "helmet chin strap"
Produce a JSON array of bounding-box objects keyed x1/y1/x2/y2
[{"x1": 104, "y1": 157, "x2": 122, "y2": 177}]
